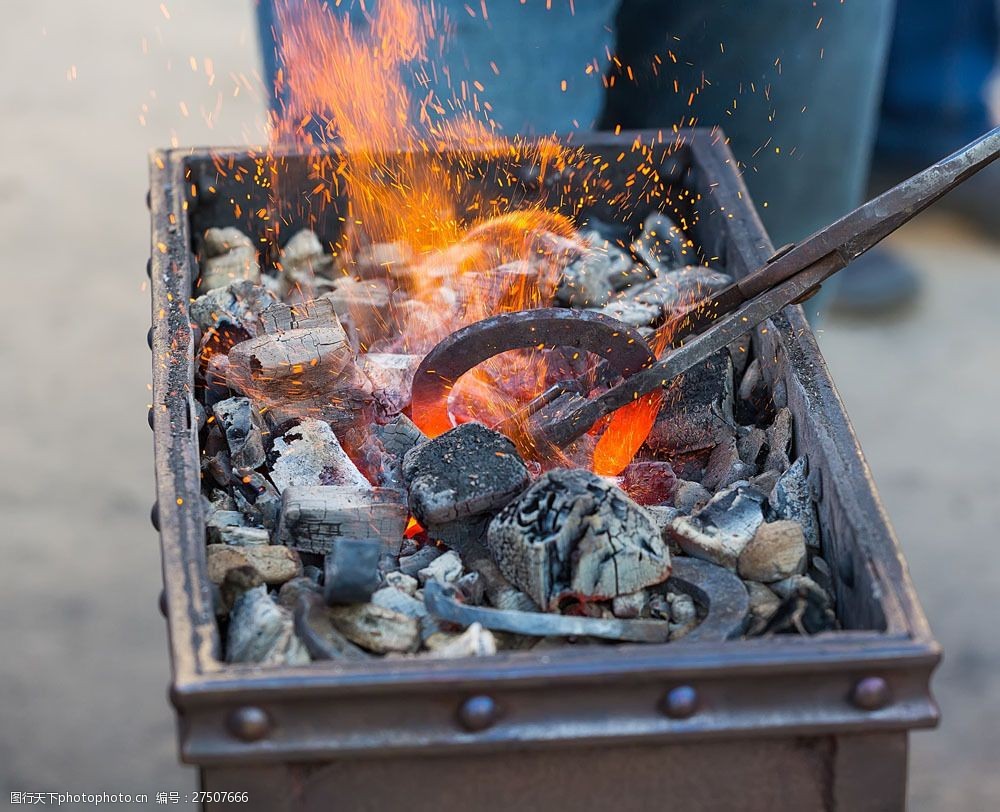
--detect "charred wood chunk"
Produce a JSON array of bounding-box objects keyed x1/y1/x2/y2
[
  {"x1": 668, "y1": 484, "x2": 765, "y2": 571},
  {"x1": 486, "y1": 468, "x2": 671, "y2": 610},
  {"x1": 227, "y1": 322, "x2": 374, "y2": 428},
  {"x1": 737, "y1": 520, "x2": 807, "y2": 583},
  {"x1": 319, "y1": 279, "x2": 392, "y2": 351},
  {"x1": 206, "y1": 543, "x2": 302, "y2": 585},
  {"x1": 360, "y1": 353, "x2": 422, "y2": 416},
  {"x1": 631, "y1": 212, "x2": 696, "y2": 273},
  {"x1": 425, "y1": 623, "x2": 498, "y2": 658},
  {"x1": 701, "y1": 434, "x2": 756, "y2": 491},
  {"x1": 354, "y1": 241, "x2": 413, "y2": 280},
  {"x1": 769, "y1": 456, "x2": 820, "y2": 548},
  {"x1": 198, "y1": 227, "x2": 260, "y2": 295},
  {"x1": 764, "y1": 407, "x2": 794, "y2": 473},
  {"x1": 212, "y1": 397, "x2": 266, "y2": 470},
  {"x1": 555, "y1": 243, "x2": 635, "y2": 307},
  {"x1": 763, "y1": 574, "x2": 837, "y2": 634},
  {"x1": 293, "y1": 591, "x2": 371, "y2": 661},
  {"x1": 374, "y1": 414, "x2": 427, "y2": 477},
  {"x1": 223, "y1": 568, "x2": 310, "y2": 665},
  {"x1": 402, "y1": 423, "x2": 530, "y2": 526},
  {"x1": 189, "y1": 280, "x2": 278, "y2": 334},
  {"x1": 620, "y1": 460, "x2": 678, "y2": 506},
  {"x1": 232, "y1": 470, "x2": 282, "y2": 530},
  {"x1": 270, "y1": 419, "x2": 371, "y2": 492},
  {"x1": 277, "y1": 485, "x2": 408, "y2": 555},
  {"x1": 260, "y1": 296, "x2": 340, "y2": 334},
  {"x1": 327, "y1": 603, "x2": 420, "y2": 654},
  {"x1": 323, "y1": 537, "x2": 382, "y2": 605},
  {"x1": 275, "y1": 229, "x2": 332, "y2": 301},
  {"x1": 646, "y1": 348, "x2": 735, "y2": 456},
  {"x1": 625, "y1": 266, "x2": 732, "y2": 316}
]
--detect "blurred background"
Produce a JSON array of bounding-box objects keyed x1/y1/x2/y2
[{"x1": 1, "y1": 1, "x2": 998, "y2": 808}]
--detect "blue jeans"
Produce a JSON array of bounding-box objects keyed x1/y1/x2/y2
[
  {"x1": 877, "y1": 0, "x2": 998, "y2": 164},
  {"x1": 257, "y1": 0, "x2": 896, "y2": 245}
]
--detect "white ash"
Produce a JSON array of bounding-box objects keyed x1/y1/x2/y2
[{"x1": 270, "y1": 419, "x2": 371, "y2": 492}]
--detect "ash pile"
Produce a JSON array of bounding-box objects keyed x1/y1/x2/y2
[{"x1": 190, "y1": 214, "x2": 837, "y2": 667}]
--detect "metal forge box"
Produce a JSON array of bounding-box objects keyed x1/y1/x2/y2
[{"x1": 148, "y1": 130, "x2": 939, "y2": 811}]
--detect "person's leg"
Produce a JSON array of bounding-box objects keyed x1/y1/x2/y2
[
  {"x1": 602, "y1": 0, "x2": 896, "y2": 247},
  {"x1": 255, "y1": 0, "x2": 619, "y2": 139},
  {"x1": 877, "y1": 0, "x2": 997, "y2": 165}
]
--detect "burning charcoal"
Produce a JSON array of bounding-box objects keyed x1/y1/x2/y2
[
  {"x1": 198, "y1": 227, "x2": 260, "y2": 295},
  {"x1": 227, "y1": 318, "x2": 374, "y2": 430},
  {"x1": 189, "y1": 280, "x2": 278, "y2": 335},
  {"x1": 323, "y1": 538, "x2": 382, "y2": 605},
  {"x1": 728, "y1": 338, "x2": 751, "y2": 377},
  {"x1": 620, "y1": 460, "x2": 678, "y2": 506},
  {"x1": 737, "y1": 520, "x2": 807, "y2": 583},
  {"x1": 384, "y1": 571, "x2": 418, "y2": 596},
  {"x1": 764, "y1": 407, "x2": 793, "y2": 472},
  {"x1": 223, "y1": 567, "x2": 310, "y2": 665},
  {"x1": 360, "y1": 353, "x2": 422, "y2": 415},
  {"x1": 355, "y1": 241, "x2": 413, "y2": 280},
  {"x1": 373, "y1": 414, "x2": 427, "y2": 486},
  {"x1": 668, "y1": 484, "x2": 766, "y2": 571},
  {"x1": 327, "y1": 603, "x2": 420, "y2": 654},
  {"x1": 425, "y1": 623, "x2": 497, "y2": 658},
  {"x1": 259, "y1": 297, "x2": 341, "y2": 334},
  {"x1": 745, "y1": 581, "x2": 782, "y2": 634},
  {"x1": 668, "y1": 592, "x2": 698, "y2": 640},
  {"x1": 233, "y1": 470, "x2": 281, "y2": 529},
  {"x1": 292, "y1": 590, "x2": 371, "y2": 661},
  {"x1": 276, "y1": 486, "x2": 408, "y2": 555},
  {"x1": 456, "y1": 571, "x2": 485, "y2": 605},
  {"x1": 631, "y1": 212, "x2": 694, "y2": 273},
  {"x1": 402, "y1": 423, "x2": 530, "y2": 526},
  {"x1": 625, "y1": 267, "x2": 732, "y2": 317},
  {"x1": 486, "y1": 468, "x2": 671, "y2": 610},
  {"x1": 398, "y1": 545, "x2": 443, "y2": 578},
  {"x1": 417, "y1": 550, "x2": 463, "y2": 585},
  {"x1": 762, "y1": 574, "x2": 837, "y2": 635},
  {"x1": 375, "y1": 414, "x2": 426, "y2": 460},
  {"x1": 206, "y1": 543, "x2": 302, "y2": 585},
  {"x1": 672, "y1": 479, "x2": 711, "y2": 513},
  {"x1": 318, "y1": 279, "x2": 392, "y2": 351},
  {"x1": 212, "y1": 397, "x2": 266, "y2": 470},
  {"x1": 216, "y1": 526, "x2": 270, "y2": 547},
  {"x1": 770, "y1": 457, "x2": 820, "y2": 548},
  {"x1": 701, "y1": 435, "x2": 756, "y2": 491},
  {"x1": 646, "y1": 349, "x2": 735, "y2": 455},
  {"x1": 612, "y1": 590, "x2": 650, "y2": 619},
  {"x1": 275, "y1": 229, "x2": 331, "y2": 300},
  {"x1": 270, "y1": 419, "x2": 371, "y2": 492},
  {"x1": 596, "y1": 298, "x2": 662, "y2": 328},
  {"x1": 554, "y1": 243, "x2": 635, "y2": 307}
]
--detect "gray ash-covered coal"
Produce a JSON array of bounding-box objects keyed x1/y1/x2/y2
[
  {"x1": 189, "y1": 205, "x2": 835, "y2": 668},
  {"x1": 487, "y1": 469, "x2": 670, "y2": 610}
]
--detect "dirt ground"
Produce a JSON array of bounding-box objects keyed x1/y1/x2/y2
[{"x1": 1, "y1": 1, "x2": 998, "y2": 808}]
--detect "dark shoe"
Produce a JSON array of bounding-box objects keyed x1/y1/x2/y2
[{"x1": 827, "y1": 248, "x2": 922, "y2": 317}]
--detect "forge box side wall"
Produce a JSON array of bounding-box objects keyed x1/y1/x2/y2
[{"x1": 148, "y1": 130, "x2": 938, "y2": 775}]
